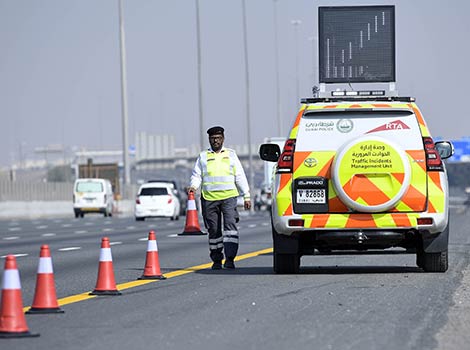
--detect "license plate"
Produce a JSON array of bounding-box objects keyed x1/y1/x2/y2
[{"x1": 296, "y1": 189, "x2": 326, "y2": 204}]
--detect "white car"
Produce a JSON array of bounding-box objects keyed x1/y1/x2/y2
[{"x1": 135, "y1": 182, "x2": 180, "y2": 221}]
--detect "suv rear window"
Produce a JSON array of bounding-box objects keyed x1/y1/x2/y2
[
  {"x1": 140, "y1": 187, "x2": 168, "y2": 196},
  {"x1": 76, "y1": 182, "x2": 103, "y2": 192}
]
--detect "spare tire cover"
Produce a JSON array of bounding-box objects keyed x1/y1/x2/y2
[{"x1": 332, "y1": 135, "x2": 411, "y2": 213}]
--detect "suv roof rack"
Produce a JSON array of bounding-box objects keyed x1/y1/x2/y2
[{"x1": 301, "y1": 96, "x2": 415, "y2": 104}]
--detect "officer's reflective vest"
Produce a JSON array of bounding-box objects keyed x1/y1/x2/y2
[{"x1": 201, "y1": 150, "x2": 239, "y2": 201}]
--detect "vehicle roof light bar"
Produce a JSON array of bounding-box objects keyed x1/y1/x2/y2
[{"x1": 331, "y1": 90, "x2": 385, "y2": 97}]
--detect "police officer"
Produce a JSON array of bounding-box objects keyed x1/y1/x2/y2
[{"x1": 188, "y1": 126, "x2": 251, "y2": 269}]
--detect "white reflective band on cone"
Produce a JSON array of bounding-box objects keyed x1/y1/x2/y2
[
  {"x1": 147, "y1": 240, "x2": 158, "y2": 252},
  {"x1": 99, "y1": 248, "x2": 113, "y2": 262},
  {"x1": 2, "y1": 269, "x2": 21, "y2": 290},
  {"x1": 187, "y1": 200, "x2": 197, "y2": 211},
  {"x1": 37, "y1": 257, "x2": 53, "y2": 273}
]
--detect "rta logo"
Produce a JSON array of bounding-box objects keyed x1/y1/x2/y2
[
  {"x1": 367, "y1": 120, "x2": 410, "y2": 133},
  {"x1": 386, "y1": 122, "x2": 405, "y2": 129}
]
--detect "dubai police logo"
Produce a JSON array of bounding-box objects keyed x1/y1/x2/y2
[
  {"x1": 337, "y1": 119, "x2": 354, "y2": 133},
  {"x1": 303, "y1": 157, "x2": 318, "y2": 168}
]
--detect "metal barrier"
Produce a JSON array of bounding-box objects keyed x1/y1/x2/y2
[{"x1": 0, "y1": 180, "x2": 139, "y2": 201}]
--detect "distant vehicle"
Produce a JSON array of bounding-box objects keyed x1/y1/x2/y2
[
  {"x1": 260, "y1": 94, "x2": 454, "y2": 274},
  {"x1": 73, "y1": 178, "x2": 114, "y2": 218},
  {"x1": 147, "y1": 179, "x2": 187, "y2": 215},
  {"x1": 135, "y1": 182, "x2": 181, "y2": 221}
]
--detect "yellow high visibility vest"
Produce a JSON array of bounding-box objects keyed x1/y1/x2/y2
[{"x1": 201, "y1": 150, "x2": 239, "y2": 201}]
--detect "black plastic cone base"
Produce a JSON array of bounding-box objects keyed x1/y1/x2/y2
[
  {"x1": 178, "y1": 230, "x2": 206, "y2": 236},
  {"x1": 89, "y1": 289, "x2": 122, "y2": 296},
  {"x1": 26, "y1": 307, "x2": 65, "y2": 314},
  {"x1": 0, "y1": 331, "x2": 40, "y2": 338},
  {"x1": 138, "y1": 274, "x2": 167, "y2": 280}
]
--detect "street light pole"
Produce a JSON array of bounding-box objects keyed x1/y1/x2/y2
[
  {"x1": 291, "y1": 19, "x2": 302, "y2": 105},
  {"x1": 241, "y1": 0, "x2": 253, "y2": 209},
  {"x1": 273, "y1": 0, "x2": 282, "y2": 136},
  {"x1": 118, "y1": 0, "x2": 130, "y2": 185},
  {"x1": 195, "y1": 0, "x2": 204, "y2": 150}
]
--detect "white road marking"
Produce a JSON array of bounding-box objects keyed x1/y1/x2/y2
[
  {"x1": 58, "y1": 247, "x2": 82, "y2": 252},
  {"x1": 127, "y1": 226, "x2": 136, "y2": 230},
  {"x1": 36, "y1": 225, "x2": 48, "y2": 229},
  {"x1": 8, "y1": 227, "x2": 21, "y2": 231},
  {"x1": 110, "y1": 241, "x2": 122, "y2": 246},
  {"x1": 103, "y1": 228, "x2": 113, "y2": 232},
  {"x1": 1, "y1": 253, "x2": 28, "y2": 258},
  {"x1": 62, "y1": 224, "x2": 72, "y2": 227},
  {"x1": 74, "y1": 230, "x2": 87, "y2": 234},
  {"x1": 248, "y1": 224, "x2": 256, "y2": 228},
  {"x1": 138, "y1": 237, "x2": 148, "y2": 241},
  {"x1": 262, "y1": 222, "x2": 269, "y2": 226},
  {"x1": 41, "y1": 233, "x2": 56, "y2": 237},
  {"x1": 3, "y1": 236, "x2": 19, "y2": 240},
  {"x1": 168, "y1": 234, "x2": 179, "y2": 237}
]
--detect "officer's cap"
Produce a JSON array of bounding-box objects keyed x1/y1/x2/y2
[{"x1": 207, "y1": 126, "x2": 224, "y2": 136}]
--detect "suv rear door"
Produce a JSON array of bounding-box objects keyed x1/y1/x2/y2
[{"x1": 293, "y1": 107, "x2": 427, "y2": 213}]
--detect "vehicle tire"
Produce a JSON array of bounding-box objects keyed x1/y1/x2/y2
[
  {"x1": 80, "y1": 213, "x2": 84, "y2": 218},
  {"x1": 74, "y1": 212, "x2": 79, "y2": 218},
  {"x1": 421, "y1": 250, "x2": 448, "y2": 272},
  {"x1": 273, "y1": 253, "x2": 300, "y2": 274},
  {"x1": 135, "y1": 217, "x2": 145, "y2": 221}
]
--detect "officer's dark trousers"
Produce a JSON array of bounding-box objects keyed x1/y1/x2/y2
[{"x1": 201, "y1": 196, "x2": 239, "y2": 262}]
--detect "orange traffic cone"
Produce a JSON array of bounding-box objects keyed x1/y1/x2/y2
[
  {"x1": 138, "y1": 231, "x2": 166, "y2": 280},
  {"x1": 179, "y1": 191, "x2": 206, "y2": 235},
  {"x1": 0, "y1": 255, "x2": 39, "y2": 338},
  {"x1": 26, "y1": 245, "x2": 64, "y2": 314},
  {"x1": 89, "y1": 237, "x2": 121, "y2": 296}
]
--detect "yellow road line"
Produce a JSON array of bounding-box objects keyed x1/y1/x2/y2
[{"x1": 23, "y1": 247, "x2": 273, "y2": 312}]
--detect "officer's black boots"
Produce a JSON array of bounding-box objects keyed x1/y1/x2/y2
[
  {"x1": 211, "y1": 261, "x2": 222, "y2": 270},
  {"x1": 224, "y1": 258, "x2": 235, "y2": 269}
]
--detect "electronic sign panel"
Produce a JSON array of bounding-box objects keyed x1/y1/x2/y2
[{"x1": 319, "y1": 6, "x2": 395, "y2": 83}]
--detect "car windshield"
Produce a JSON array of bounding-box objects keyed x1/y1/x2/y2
[
  {"x1": 76, "y1": 182, "x2": 103, "y2": 192},
  {"x1": 140, "y1": 187, "x2": 168, "y2": 196}
]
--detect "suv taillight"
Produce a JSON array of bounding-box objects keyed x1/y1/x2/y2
[
  {"x1": 277, "y1": 139, "x2": 296, "y2": 173},
  {"x1": 136, "y1": 197, "x2": 141, "y2": 204},
  {"x1": 423, "y1": 137, "x2": 444, "y2": 171}
]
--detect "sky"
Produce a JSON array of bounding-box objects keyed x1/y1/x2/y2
[{"x1": 1, "y1": 0, "x2": 470, "y2": 168}]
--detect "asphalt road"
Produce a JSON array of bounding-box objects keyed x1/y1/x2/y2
[{"x1": 1, "y1": 208, "x2": 470, "y2": 350}]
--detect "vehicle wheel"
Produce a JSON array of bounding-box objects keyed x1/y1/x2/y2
[
  {"x1": 135, "y1": 217, "x2": 145, "y2": 221},
  {"x1": 421, "y1": 250, "x2": 448, "y2": 272},
  {"x1": 273, "y1": 253, "x2": 300, "y2": 274},
  {"x1": 104, "y1": 212, "x2": 108, "y2": 217},
  {"x1": 80, "y1": 213, "x2": 84, "y2": 218},
  {"x1": 74, "y1": 212, "x2": 79, "y2": 218}
]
